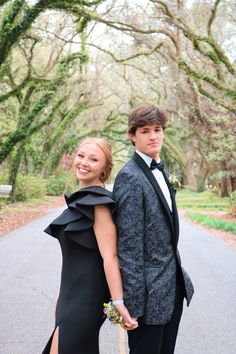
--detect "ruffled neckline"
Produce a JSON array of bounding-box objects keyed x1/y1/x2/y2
[
  {"x1": 44, "y1": 186, "x2": 116, "y2": 249},
  {"x1": 65, "y1": 186, "x2": 113, "y2": 205}
]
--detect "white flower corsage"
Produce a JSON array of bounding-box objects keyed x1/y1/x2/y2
[{"x1": 103, "y1": 302, "x2": 123, "y2": 327}]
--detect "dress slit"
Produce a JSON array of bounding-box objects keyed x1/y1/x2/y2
[{"x1": 42, "y1": 326, "x2": 59, "y2": 354}]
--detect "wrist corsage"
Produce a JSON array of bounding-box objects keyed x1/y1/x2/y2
[{"x1": 103, "y1": 301, "x2": 123, "y2": 326}]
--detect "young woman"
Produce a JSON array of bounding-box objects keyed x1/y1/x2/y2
[{"x1": 42, "y1": 138, "x2": 138, "y2": 354}]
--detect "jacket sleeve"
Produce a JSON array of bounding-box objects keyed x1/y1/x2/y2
[{"x1": 113, "y1": 170, "x2": 145, "y2": 318}]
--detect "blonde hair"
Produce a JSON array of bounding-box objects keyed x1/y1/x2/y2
[{"x1": 75, "y1": 137, "x2": 113, "y2": 184}]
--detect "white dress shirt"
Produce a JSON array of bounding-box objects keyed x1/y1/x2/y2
[{"x1": 136, "y1": 150, "x2": 172, "y2": 212}]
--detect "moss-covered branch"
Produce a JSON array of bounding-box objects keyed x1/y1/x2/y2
[
  {"x1": 163, "y1": 137, "x2": 188, "y2": 170},
  {"x1": 0, "y1": 0, "x2": 103, "y2": 66},
  {"x1": 207, "y1": 0, "x2": 221, "y2": 36},
  {"x1": 47, "y1": 101, "x2": 88, "y2": 156},
  {"x1": 0, "y1": 90, "x2": 55, "y2": 163},
  {"x1": 179, "y1": 60, "x2": 236, "y2": 99},
  {"x1": 0, "y1": 0, "x2": 46, "y2": 65},
  {"x1": 0, "y1": 0, "x2": 9, "y2": 7},
  {"x1": 87, "y1": 42, "x2": 164, "y2": 63},
  {"x1": 187, "y1": 78, "x2": 206, "y2": 124},
  {"x1": 48, "y1": 128, "x2": 100, "y2": 171},
  {"x1": 0, "y1": 78, "x2": 30, "y2": 103},
  {"x1": 154, "y1": 0, "x2": 235, "y2": 74},
  {"x1": 196, "y1": 83, "x2": 236, "y2": 115}
]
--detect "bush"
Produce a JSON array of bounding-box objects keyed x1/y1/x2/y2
[
  {"x1": 14, "y1": 175, "x2": 46, "y2": 201},
  {"x1": 46, "y1": 175, "x2": 77, "y2": 196},
  {"x1": 0, "y1": 172, "x2": 8, "y2": 184}
]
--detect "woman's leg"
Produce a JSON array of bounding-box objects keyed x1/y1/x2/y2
[{"x1": 49, "y1": 327, "x2": 59, "y2": 354}]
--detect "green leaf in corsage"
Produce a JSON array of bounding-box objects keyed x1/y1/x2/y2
[{"x1": 103, "y1": 302, "x2": 124, "y2": 327}]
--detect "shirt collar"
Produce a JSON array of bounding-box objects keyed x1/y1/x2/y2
[{"x1": 136, "y1": 150, "x2": 160, "y2": 168}]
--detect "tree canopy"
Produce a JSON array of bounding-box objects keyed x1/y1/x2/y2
[{"x1": 0, "y1": 0, "x2": 235, "y2": 197}]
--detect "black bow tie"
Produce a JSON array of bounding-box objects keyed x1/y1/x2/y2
[{"x1": 150, "y1": 159, "x2": 164, "y2": 172}]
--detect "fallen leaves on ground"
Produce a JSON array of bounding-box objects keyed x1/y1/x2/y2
[{"x1": 0, "y1": 196, "x2": 64, "y2": 236}]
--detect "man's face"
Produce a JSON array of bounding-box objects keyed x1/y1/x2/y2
[{"x1": 129, "y1": 124, "x2": 164, "y2": 159}]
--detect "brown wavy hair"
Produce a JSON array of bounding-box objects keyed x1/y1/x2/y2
[{"x1": 128, "y1": 104, "x2": 169, "y2": 134}]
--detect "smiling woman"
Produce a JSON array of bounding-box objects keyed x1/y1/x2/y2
[
  {"x1": 73, "y1": 138, "x2": 113, "y2": 188},
  {"x1": 42, "y1": 137, "x2": 138, "y2": 354}
]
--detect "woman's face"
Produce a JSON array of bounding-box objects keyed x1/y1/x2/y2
[{"x1": 74, "y1": 143, "x2": 106, "y2": 187}]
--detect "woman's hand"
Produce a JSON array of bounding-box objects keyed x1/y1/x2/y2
[{"x1": 114, "y1": 304, "x2": 138, "y2": 330}]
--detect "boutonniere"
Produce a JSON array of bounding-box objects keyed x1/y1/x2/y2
[
  {"x1": 169, "y1": 175, "x2": 182, "y2": 192},
  {"x1": 103, "y1": 302, "x2": 124, "y2": 327}
]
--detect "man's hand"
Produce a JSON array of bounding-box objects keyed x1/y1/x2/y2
[{"x1": 115, "y1": 304, "x2": 139, "y2": 330}]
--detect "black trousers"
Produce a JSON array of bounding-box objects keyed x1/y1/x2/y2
[{"x1": 128, "y1": 281, "x2": 184, "y2": 354}]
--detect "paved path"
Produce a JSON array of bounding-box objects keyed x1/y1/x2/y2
[
  {"x1": 0, "y1": 208, "x2": 235, "y2": 354},
  {"x1": 176, "y1": 218, "x2": 236, "y2": 354}
]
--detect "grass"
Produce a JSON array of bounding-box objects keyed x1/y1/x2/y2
[
  {"x1": 176, "y1": 189, "x2": 230, "y2": 211},
  {"x1": 186, "y1": 212, "x2": 236, "y2": 235},
  {"x1": 176, "y1": 189, "x2": 236, "y2": 236}
]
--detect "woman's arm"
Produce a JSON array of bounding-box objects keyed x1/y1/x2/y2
[{"x1": 93, "y1": 205, "x2": 138, "y2": 330}]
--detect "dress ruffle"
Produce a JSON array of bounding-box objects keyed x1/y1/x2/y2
[{"x1": 44, "y1": 186, "x2": 116, "y2": 250}]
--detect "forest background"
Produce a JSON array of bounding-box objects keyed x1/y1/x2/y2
[{"x1": 0, "y1": 0, "x2": 235, "y2": 207}]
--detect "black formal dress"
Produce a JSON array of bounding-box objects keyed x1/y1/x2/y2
[{"x1": 42, "y1": 186, "x2": 116, "y2": 354}]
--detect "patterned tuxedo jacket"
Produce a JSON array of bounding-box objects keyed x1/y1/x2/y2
[{"x1": 113, "y1": 152, "x2": 194, "y2": 325}]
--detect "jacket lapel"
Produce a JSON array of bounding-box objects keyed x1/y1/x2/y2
[
  {"x1": 162, "y1": 171, "x2": 179, "y2": 243},
  {"x1": 132, "y1": 152, "x2": 176, "y2": 239}
]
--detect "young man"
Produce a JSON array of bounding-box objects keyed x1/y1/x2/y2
[{"x1": 113, "y1": 104, "x2": 194, "y2": 354}]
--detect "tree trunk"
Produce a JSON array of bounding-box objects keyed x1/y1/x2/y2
[
  {"x1": 183, "y1": 161, "x2": 197, "y2": 190},
  {"x1": 8, "y1": 143, "x2": 25, "y2": 199},
  {"x1": 218, "y1": 177, "x2": 229, "y2": 197},
  {"x1": 230, "y1": 176, "x2": 236, "y2": 192},
  {"x1": 196, "y1": 168, "x2": 209, "y2": 192}
]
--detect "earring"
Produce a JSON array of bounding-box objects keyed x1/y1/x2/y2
[{"x1": 100, "y1": 171, "x2": 106, "y2": 180}]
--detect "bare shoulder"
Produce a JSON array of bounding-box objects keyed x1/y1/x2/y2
[{"x1": 94, "y1": 204, "x2": 113, "y2": 222}]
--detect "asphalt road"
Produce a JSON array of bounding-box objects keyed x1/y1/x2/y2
[{"x1": 0, "y1": 207, "x2": 235, "y2": 354}]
